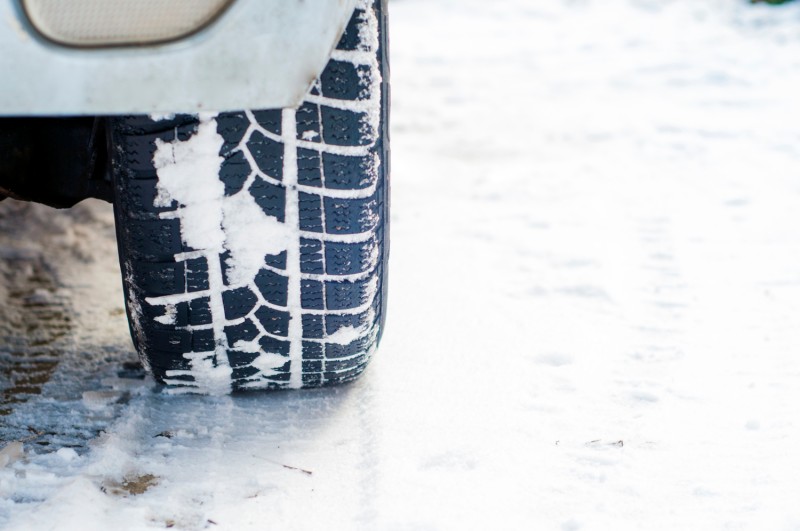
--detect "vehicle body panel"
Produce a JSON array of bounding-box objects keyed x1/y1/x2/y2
[{"x1": 0, "y1": 0, "x2": 357, "y2": 116}]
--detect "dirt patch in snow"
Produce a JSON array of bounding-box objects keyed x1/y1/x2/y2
[
  {"x1": 102, "y1": 473, "x2": 159, "y2": 497},
  {"x1": 0, "y1": 198, "x2": 138, "y2": 450},
  {"x1": 0, "y1": 211, "x2": 72, "y2": 415}
]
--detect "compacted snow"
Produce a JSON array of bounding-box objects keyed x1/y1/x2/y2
[{"x1": 3, "y1": 0, "x2": 800, "y2": 528}]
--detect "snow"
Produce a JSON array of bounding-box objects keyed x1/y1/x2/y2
[
  {"x1": 3, "y1": 0, "x2": 800, "y2": 528},
  {"x1": 152, "y1": 116, "x2": 226, "y2": 247},
  {"x1": 152, "y1": 112, "x2": 296, "y2": 290},
  {"x1": 325, "y1": 324, "x2": 366, "y2": 345},
  {"x1": 153, "y1": 304, "x2": 176, "y2": 325},
  {"x1": 280, "y1": 107, "x2": 304, "y2": 390}
]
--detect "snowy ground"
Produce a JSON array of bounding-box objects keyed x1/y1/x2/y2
[{"x1": 3, "y1": 0, "x2": 800, "y2": 528}]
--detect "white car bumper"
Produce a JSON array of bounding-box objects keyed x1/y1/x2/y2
[{"x1": 0, "y1": 0, "x2": 356, "y2": 116}]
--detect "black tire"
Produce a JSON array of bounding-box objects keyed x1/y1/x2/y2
[{"x1": 109, "y1": 0, "x2": 389, "y2": 393}]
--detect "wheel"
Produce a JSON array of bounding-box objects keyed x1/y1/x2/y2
[{"x1": 109, "y1": 0, "x2": 389, "y2": 394}]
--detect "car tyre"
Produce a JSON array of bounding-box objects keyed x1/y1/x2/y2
[{"x1": 109, "y1": 0, "x2": 389, "y2": 393}]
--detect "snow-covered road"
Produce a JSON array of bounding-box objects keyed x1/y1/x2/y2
[{"x1": 3, "y1": 0, "x2": 800, "y2": 528}]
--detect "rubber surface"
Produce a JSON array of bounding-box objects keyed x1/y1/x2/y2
[{"x1": 110, "y1": 0, "x2": 389, "y2": 393}]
